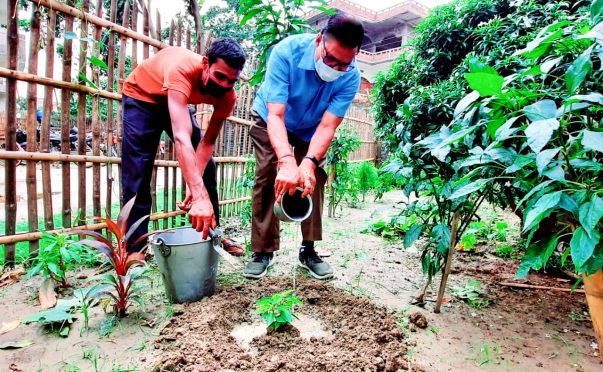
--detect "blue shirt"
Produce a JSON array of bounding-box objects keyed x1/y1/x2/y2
[{"x1": 252, "y1": 34, "x2": 360, "y2": 142}]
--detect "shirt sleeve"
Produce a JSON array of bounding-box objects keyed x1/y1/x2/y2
[
  {"x1": 163, "y1": 61, "x2": 195, "y2": 99},
  {"x1": 262, "y1": 42, "x2": 290, "y2": 104},
  {"x1": 327, "y1": 72, "x2": 360, "y2": 118}
]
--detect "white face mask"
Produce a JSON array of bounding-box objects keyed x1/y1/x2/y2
[{"x1": 315, "y1": 57, "x2": 346, "y2": 82}]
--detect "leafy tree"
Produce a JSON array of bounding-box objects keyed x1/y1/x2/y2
[
  {"x1": 203, "y1": 0, "x2": 255, "y2": 56},
  {"x1": 238, "y1": 0, "x2": 333, "y2": 85}
]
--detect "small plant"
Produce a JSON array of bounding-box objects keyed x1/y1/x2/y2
[
  {"x1": 495, "y1": 245, "x2": 517, "y2": 259},
  {"x1": 451, "y1": 279, "x2": 490, "y2": 309},
  {"x1": 78, "y1": 196, "x2": 166, "y2": 317},
  {"x1": 255, "y1": 289, "x2": 302, "y2": 331},
  {"x1": 26, "y1": 231, "x2": 94, "y2": 287},
  {"x1": 73, "y1": 285, "x2": 104, "y2": 334},
  {"x1": 353, "y1": 161, "x2": 380, "y2": 202}
]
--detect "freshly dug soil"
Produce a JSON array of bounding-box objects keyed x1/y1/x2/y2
[{"x1": 152, "y1": 277, "x2": 420, "y2": 371}]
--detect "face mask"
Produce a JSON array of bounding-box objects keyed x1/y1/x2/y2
[
  {"x1": 202, "y1": 74, "x2": 231, "y2": 98},
  {"x1": 315, "y1": 57, "x2": 346, "y2": 82}
]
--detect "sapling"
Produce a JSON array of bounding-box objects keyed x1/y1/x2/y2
[
  {"x1": 255, "y1": 289, "x2": 302, "y2": 331},
  {"x1": 78, "y1": 196, "x2": 168, "y2": 317}
]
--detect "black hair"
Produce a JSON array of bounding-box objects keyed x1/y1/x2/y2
[
  {"x1": 322, "y1": 13, "x2": 365, "y2": 51},
  {"x1": 206, "y1": 37, "x2": 246, "y2": 70}
]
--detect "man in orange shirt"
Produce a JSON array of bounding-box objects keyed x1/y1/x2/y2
[{"x1": 121, "y1": 38, "x2": 246, "y2": 254}]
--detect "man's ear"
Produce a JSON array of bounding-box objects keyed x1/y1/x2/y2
[
  {"x1": 201, "y1": 55, "x2": 209, "y2": 68},
  {"x1": 315, "y1": 32, "x2": 323, "y2": 46}
]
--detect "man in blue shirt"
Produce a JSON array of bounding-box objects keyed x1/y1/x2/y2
[{"x1": 244, "y1": 14, "x2": 364, "y2": 279}]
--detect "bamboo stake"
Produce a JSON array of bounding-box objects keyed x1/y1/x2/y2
[
  {"x1": 435, "y1": 211, "x2": 461, "y2": 313},
  {"x1": 169, "y1": 20, "x2": 175, "y2": 46},
  {"x1": 0, "y1": 67, "x2": 121, "y2": 100},
  {"x1": 77, "y1": 0, "x2": 90, "y2": 226},
  {"x1": 142, "y1": 0, "x2": 149, "y2": 59},
  {"x1": 163, "y1": 166, "x2": 169, "y2": 229},
  {"x1": 131, "y1": 0, "x2": 138, "y2": 70},
  {"x1": 26, "y1": 3, "x2": 41, "y2": 256},
  {"x1": 91, "y1": 0, "x2": 103, "y2": 218},
  {"x1": 171, "y1": 166, "x2": 177, "y2": 227},
  {"x1": 106, "y1": 0, "x2": 117, "y2": 220},
  {"x1": 27, "y1": 0, "x2": 165, "y2": 50},
  {"x1": 61, "y1": 0, "x2": 75, "y2": 229},
  {"x1": 177, "y1": 18, "x2": 182, "y2": 47},
  {"x1": 41, "y1": 8, "x2": 57, "y2": 231},
  {"x1": 151, "y1": 165, "x2": 159, "y2": 230},
  {"x1": 4, "y1": 0, "x2": 19, "y2": 265},
  {"x1": 498, "y1": 282, "x2": 585, "y2": 294}
]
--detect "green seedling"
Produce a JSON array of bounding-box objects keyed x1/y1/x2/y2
[
  {"x1": 73, "y1": 285, "x2": 105, "y2": 334},
  {"x1": 451, "y1": 279, "x2": 490, "y2": 309},
  {"x1": 255, "y1": 289, "x2": 302, "y2": 331}
]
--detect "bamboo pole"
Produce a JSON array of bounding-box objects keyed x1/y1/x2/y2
[
  {"x1": 131, "y1": 0, "x2": 138, "y2": 70},
  {"x1": 61, "y1": 0, "x2": 75, "y2": 229},
  {"x1": 27, "y1": 0, "x2": 166, "y2": 50},
  {"x1": 41, "y1": 8, "x2": 57, "y2": 231},
  {"x1": 106, "y1": 0, "x2": 117, "y2": 220},
  {"x1": 434, "y1": 211, "x2": 461, "y2": 313},
  {"x1": 4, "y1": 0, "x2": 19, "y2": 265},
  {"x1": 77, "y1": 0, "x2": 90, "y2": 226},
  {"x1": 0, "y1": 196, "x2": 251, "y2": 245},
  {"x1": 0, "y1": 151, "x2": 249, "y2": 165},
  {"x1": 142, "y1": 0, "x2": 149, "y2": 59},
  {"x1": 151, "y1": 165, "x2": 159, "y2": 230},
  {"x1": 91, "y1": 0, "x2": 103, "y2": 218},
  {"x1": 0, "y1": 67, "x2": 121, "y2": 100},
  {"x1": 190, "y1": 0, "x2": 203, "y2": 53},
  {"x1": 177, "y1": 18, "x2": 182, "y2": 47},
  {"x1": 169, "y1": 20, "x2": 175, "y2": 46},
  {"x1": 498, "y1": 282, "x2": 585, "y2": 294},
  {"x1": 26, "y1": 3, "x2": 41, "y2": 256}
]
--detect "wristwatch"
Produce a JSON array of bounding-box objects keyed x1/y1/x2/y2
[{"x1": 304, "y1": 155, "x2": 320, "y2": 167}]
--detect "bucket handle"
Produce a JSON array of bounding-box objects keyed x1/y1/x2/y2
[
  {"x1": 209, "y1": 228, "x2": 222, "y2": 248},
  {"x1": 155, "y1": 238, "x2": 171, "y2": 258}
]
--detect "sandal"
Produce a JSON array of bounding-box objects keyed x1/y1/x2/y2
[{"x1": 221, "y1": 237, "x2": 245, "y2": 256}]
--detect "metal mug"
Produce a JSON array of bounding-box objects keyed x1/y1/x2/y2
[{"x1": 273, "y1": 187, "x2": 313, "y2": 222}]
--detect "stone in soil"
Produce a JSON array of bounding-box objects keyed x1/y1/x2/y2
[
  {"x1": 152, "y1": 277, "x2": 420, "y2": 371},
  {"x1": 409, "y1": 311, "x2": 428, "y2": 329}
]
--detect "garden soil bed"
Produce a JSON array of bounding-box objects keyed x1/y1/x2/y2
[{"x1": 151, "y1": 277, "x2": 420, "y2": 371}]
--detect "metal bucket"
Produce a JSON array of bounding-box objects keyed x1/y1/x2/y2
[
  {"x1": 151, "y1": 227, "x2": 220, "y2": 304},
  {"x1": 273, "y1": 187, "x2": 313, "y2": 222}
]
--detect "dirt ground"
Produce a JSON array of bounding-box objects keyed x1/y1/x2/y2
[{"x1": 1, "y1": 190, "x2": 602, "y2": 371}]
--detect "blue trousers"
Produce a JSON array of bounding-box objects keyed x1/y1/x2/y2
[{"x1": 121, "y1": 95, "x2": 219, "y2": 251}]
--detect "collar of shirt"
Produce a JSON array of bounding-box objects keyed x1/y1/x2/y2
[{"x1": 298, "y1": 38, "x2": 318, "y2": 71}]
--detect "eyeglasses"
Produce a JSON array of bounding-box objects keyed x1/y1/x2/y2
[{"x1": 321, "y1": 40, "x2": 355, "y2": 72}]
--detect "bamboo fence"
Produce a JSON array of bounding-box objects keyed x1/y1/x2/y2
[{"x1": 1, "y1": 0, "x2": 378, "y2": 264}]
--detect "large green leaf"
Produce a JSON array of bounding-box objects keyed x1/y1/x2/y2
[
  {"x1": 404, "y1": 224, "x2": 424, "y2": 248},
  {"x1": 240, "y1": 8, "x2": 263, "y2": 26},
  {"x1": 535, "y1": 148, "x2": 560, "y2": 174},
  {"x1": 523, "y1": 191, "x2": 563, "y2": 232},
  {"x1": 566, "y1": 93, "x2": 603, "y2": 105},
  {"x1": 465, "y1": 73, "x2": 504, "y2": 97},
  {"x1": 87, "y1": 56, "x2": 108, "y2": 70},
  {"x1": 495, "y1": 116, "x2": 520, "y2": 141},
  {"x1": 592, "y1": 0, "x2": 603, "y2": 24},
  {"x1": 454, "y1": 91, "x2": 480, "y2": 118},
  {"x1": 582, "y1": 130, "x2": 603, "y2": 153},
  {"x1": 579, "y1": 195, "x2": 603, "y2": 238},
  {"x1": 566, "y1": 46, "x2": 593, "y2": 94},
  {"x1": 449, "y1": 179, "x2": 491, "y2": 200},
  {"x1": 570, "y1": 227, "x2": 600, "y2": 270},
  {"x1": 516, "y1": 235, "x2": 559, "y2": 278},
  {"x1": 524, "y1": 119, "x2": 559, "y2": 153},
  {"x1": 523, "y1": 100, "x2": 558, "y2": 121},
  {"x1": 432, "y1": 224, "x2": 451, "y2": 254}
]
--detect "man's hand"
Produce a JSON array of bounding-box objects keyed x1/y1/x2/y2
[
  {"x1": 275, "y1": 156, "x2": 302, "y2": 203},
  {"x1": 177, "y1": 185, "x2": 192, "y2": 212},
  {"x1": 299, "y1": 160, "x2": 316, "y2": 198},
  {"x1": 188, "y1": 196, "x2": 216, "y2": 239}
]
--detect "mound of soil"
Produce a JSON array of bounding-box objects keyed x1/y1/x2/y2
[{"x1": 152, "y1": 277, "x2": 420, "y2": 371}]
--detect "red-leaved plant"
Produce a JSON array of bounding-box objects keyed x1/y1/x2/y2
[{"x1": 78, "y1": 196, "x2": 166, "y2": 317}]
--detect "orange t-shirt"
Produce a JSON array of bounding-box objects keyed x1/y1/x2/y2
[{"x1": 122, "y1": 47, "x2": 236, "y2": 118}]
